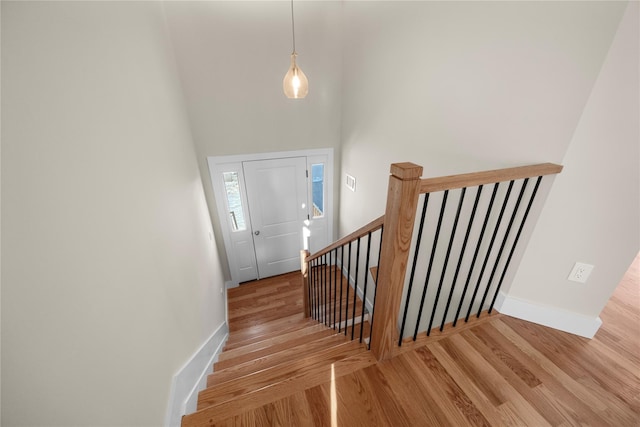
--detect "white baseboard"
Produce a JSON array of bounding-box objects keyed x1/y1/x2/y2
[
  {"x1": 165, "y1": 322, "x2": 229, "y2": 427},
  {"x1": 494, "y1": 291, "x2": 602, "y2": 339}
]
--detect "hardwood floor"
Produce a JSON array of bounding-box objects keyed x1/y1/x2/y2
[{"x1": 193, "y1": 255, "x2": 639, "y2": 426}]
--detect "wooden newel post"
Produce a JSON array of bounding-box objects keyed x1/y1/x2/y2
[
  {"x1": 300, "y1": 249, "x2": 310, "y2": 318},
  {"x1": 370, "y1": 162, "x2": 423, "y2": 361}
]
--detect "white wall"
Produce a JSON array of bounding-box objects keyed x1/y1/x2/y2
[
  {"x1": 1, "y1": 2, "x2": 226, "y2": 426},
  {"x1": 164, "y1": 1, "x2": 343, "y2": 280},
  {"x1": 337, "y1": 1, "x2": 635, "y2": 330},
  {"x1": 339, "y1": 1, "x2": 627, "y2": 233},
  {"x1": 507, "y1": 1, "x2": 639, "y2": 318},
  {"x1": 0, "y1": 2, "x2": 3, "y2": 420}
]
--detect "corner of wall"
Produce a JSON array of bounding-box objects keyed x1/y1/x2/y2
[{"x1": 494, "y1": 291, "x2": 602, "y2": 339}]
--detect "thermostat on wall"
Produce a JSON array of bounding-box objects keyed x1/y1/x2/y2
[{"x1": 346, "y1": 174, "x2": 356, "y2": 192}]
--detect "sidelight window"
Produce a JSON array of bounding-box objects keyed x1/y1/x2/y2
[
  {"x1": 222, "y1": 172, "x2": 246, "y2": 231},
  {"x1": 311, "y1": 164, "x2": 324, "y2": 218}
]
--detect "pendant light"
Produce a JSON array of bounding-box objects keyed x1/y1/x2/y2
[{"x1": 283, "y1": 0, "x2": 308, "y2": 98}]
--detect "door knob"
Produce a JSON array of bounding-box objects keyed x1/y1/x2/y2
[{"x1": 254, "y1": 230, "x2": 260, "y2": 236}]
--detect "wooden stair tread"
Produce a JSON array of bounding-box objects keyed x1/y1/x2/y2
[
  {"x1": 224, "y1": 312, "x2": 307, "y2": 344},
  {"x1": 342, "y1": 320, "x2": 371, "y2": 342},
  {"x1": 228, "y1": 300, "x2": 304, "y2": 331},
  {"x1": 199, "y1": 340, "x2": 368, "y2": 409},
  {"x1": 182, "y1": 268, "x2": 379, "y2": 426},
  {"x1": 218, "y1": 323, "x2": 329, "y2": 361},
  {"x1": 215, "y1": 328, "x2": 337, "y2": 370},
  {"x1": 208, "y1": 333, "x2": 356, "y2": 386},
  {"x1": 312, "y1": 298, "x2": 365, "y2": 319},
  {"x1": 227, "y1": 272, "x2": 301, "y2": 298},
  {"x1": 227, "y1": 287, "x2": 302, "y2": 318},
  {"x1": 183, "y1": 351, "x2": 377, "y2": 426},
  {"x1": 223, "y1": 317, "x2": 318, "y2": 350},
  {"x1": 227, "y1": 279, "x2": 301, "y2": 303}
]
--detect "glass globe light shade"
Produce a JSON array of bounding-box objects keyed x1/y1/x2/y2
[{"x1": 283, "y1": 53, "x2": 308, "y2": 99}]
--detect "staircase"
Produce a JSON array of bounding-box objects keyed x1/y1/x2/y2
[
  {"x1": 181, "y1": 161, "x2": 564, "y2": 426},
  {"x1": 181, "y1": 271, "x2": 377, "y2": 427}
]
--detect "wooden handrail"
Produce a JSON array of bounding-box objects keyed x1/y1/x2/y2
[
  {"x1": 302, "y1": 160, "x2": 563, "y2": 358},
  {"x1": 420, "y1": 163, "x2": 563, "y2": 194},
  {"x1": 307, "y1": 215, "x2": 385, "y2": 262}
]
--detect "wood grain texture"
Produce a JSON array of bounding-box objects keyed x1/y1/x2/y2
[
  {"x1": 420, "y1": 163, "x2": 563, "y2": 193},
  {"x1": 370, "y1": 163, "x2": 423, "y2": 360},
  {"x1": 209, "y1": 335, "x2": 357, "y2": 387},
  {"x1": 183, "y1": 253, "x2": 640, "y2": 427},
  {"x1": 219, "y1": 324, "x2": 328, "y2": 361},
  {"x1": 301, "y1": 249, "x2": 310, "y2": 317},
  {"x1": 199, "y1": 341, "x2": 368, "y2": 410},
  {"x1": 214, "y1": 329, "x2": 337, "y2": 370}
]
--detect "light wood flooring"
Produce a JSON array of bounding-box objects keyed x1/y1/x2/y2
[{"x1": 188, "y1": 256, "x2": 640, "y2": 426}]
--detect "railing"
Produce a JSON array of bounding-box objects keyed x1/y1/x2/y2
[
  {"x1": 302, "y1": 162, "x2": 562, "y2": 361},
  {"x1": 399, "y1": 163, "x2": 562, "y2": 345},
  {"x1": 301, "y1": 216, "x2": 384, "y2": 347}
]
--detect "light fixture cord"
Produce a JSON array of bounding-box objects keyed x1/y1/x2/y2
[{"x1": 290, "y1": 0, "x2": 296, "y2": 54}]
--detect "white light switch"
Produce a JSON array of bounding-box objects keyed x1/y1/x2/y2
[{"x1": 346, "y1": 174, "x2": 356, "y2": 192}]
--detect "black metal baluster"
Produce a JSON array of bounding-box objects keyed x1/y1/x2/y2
[
  {"x1": 344, "y1": 241, "x2": 352, "y2": 336},
  {"x1": 338, "y1": 245, "x2": 344, "y2": 333},
  {"x1": 309, "y1": 258, "x2": 313, "y2": 319},
  {"x1": 326, "y1": 253, "x2": 330, "y2": 325},
  {"x1": 465, "y1": 181, "x2": 514, "y2": 322},
  {"x1": 310, "y1": 258, "x2": 315, "y2": 319},
  {"x1": 308, "y1": 258, "x2": 311, "y2": 318},
  {"x1": 326, "y1": 253, "x2": 330, "y2": 326},
  {"x1": 318, "y1": 255, "x2": 324, "y2": 322},
  {"x1": 368, "y1": 224, "x2": 383, "y2": 350},
  {"x1": 318, "y1": 258, "x2": 321, "y2": 321},
  {"x1": 351, "y1": 237, "x2": 361, "y2": 340},
  {"x1": 360, "y1": 232, "x2": 373, "y2": 343},
  {"x1": 440, "y1": 185, "x2": 482, "y2": 332},
  {"x1": 414, "y1": 190, "x2": 449, "y2": 340},
  {"x1": 477, "y1": 178, "x2": 529, "y2": 318},
  {"x1": 453, "y1": 184, "x2": 496, "y2": 327},
  {"x1": 323, "y1": 253, "x2": 328, "y2": 325},
  {"x1": 427, "y1": 188, "x2": 466, "y2": 335},
  {"x1": 399, "y1": 194, "x2": 429, "y2": 346},
  {"x1": 317, "y1": 256, "x2": 322, "y2": 322},
  {"x1": 489, "y1": 176, "x2": 543, "y2": 313},
  {"x1": 441, "y1": 187, "x2": 478, "y2": 332},
  {"x1": 316, "y1": 258, "x2": 321, "y2": 321},
  {"x1": 333, "y1": 248, "x2": 338, "y2": 329}
]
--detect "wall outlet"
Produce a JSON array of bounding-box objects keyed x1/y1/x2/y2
[{"x1": 568, "y1": 262, "x2": 594, "y2": 283}]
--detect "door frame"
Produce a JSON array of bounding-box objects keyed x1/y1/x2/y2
[{"x1": 208, "y1": 148, "x2": 334, "y2": 286}]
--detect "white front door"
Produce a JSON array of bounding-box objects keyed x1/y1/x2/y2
[
  {"x1": 209, "y1": 149, "x2": 333, "y2": 285},
  {"x1": 243, "y1": 157, "x2": 308, "y2": 278}
]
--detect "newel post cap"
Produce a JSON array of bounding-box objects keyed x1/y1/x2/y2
[{"x1": 390, "y1": 162, "x2": 423, "y2": 180}]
